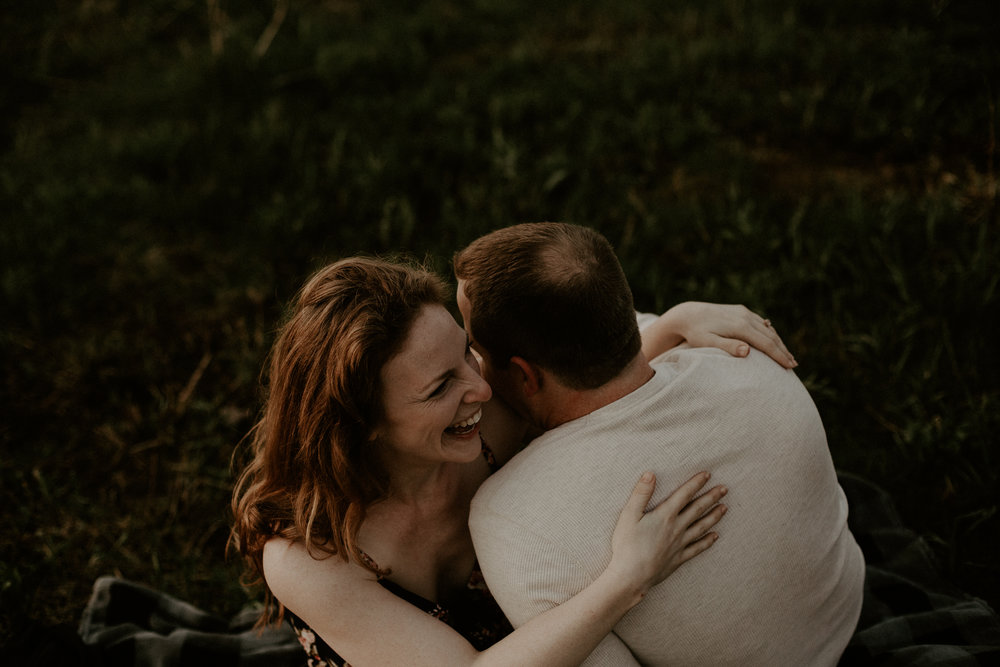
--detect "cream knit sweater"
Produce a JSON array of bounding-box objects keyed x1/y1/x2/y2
[{"x1": 469, "y1": 347, "x2": 864, "y2": 666}]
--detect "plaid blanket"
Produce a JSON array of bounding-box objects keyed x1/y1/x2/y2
[
  {"x1": 77, "y1": 473, "x2": 999, "y2": 666},
  {"x1": 837, "y1": 472, "x2": 1000, "y2": 666},
  {"x1": 78, "y1": 577, "x2": 301, "y2": 667}
]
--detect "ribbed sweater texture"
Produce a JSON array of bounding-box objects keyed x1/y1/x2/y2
[{"x1": 469, "y1": 347, "x2": 865, "y2": 666}]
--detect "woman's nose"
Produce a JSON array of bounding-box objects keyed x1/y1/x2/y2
[{"x1": 466, "y1": 366, "x2": 492, "y2": 403}]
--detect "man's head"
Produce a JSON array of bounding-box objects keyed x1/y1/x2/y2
[{"x1": 453, "y1": 223, "x2": 641, "y2": 405}]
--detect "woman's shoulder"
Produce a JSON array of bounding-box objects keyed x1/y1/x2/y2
[
  {"x1": 263, "y1": 536, "x2": 359, "y2": 578},
  {"x1": 263, "y1": 536, "x2": 483, "y2": 664},
  {"x1": 263, "y1": 537, "x2": 370, "y2": 612}
]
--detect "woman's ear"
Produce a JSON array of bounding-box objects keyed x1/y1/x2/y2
[{"x1": 509, "y1": 356, "x2": 541, "y2": 397}]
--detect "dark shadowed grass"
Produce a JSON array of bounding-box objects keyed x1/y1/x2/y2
[{"x1": 1, "y1": 0, "x2": 998, "y2": 650}]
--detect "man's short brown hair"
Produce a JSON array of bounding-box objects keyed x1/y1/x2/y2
[{"x1": 453, "y1": 223, "x2": 641, "y2": 390}]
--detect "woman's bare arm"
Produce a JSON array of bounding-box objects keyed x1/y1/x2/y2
[
  {"x1": 264, "y1": 472, "x2": 726, "y2": 667},
  {"x1": 640, "y1": 302, "x2": 797, "y2": 368}
]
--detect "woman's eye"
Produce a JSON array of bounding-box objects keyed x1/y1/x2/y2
[{"x1": 429, "y1": 379, "x2": 450, "y2": 398}]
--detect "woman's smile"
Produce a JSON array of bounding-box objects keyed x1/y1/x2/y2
[{"x1": 445, "y1": 408, "x2": 483, "y2": 436}]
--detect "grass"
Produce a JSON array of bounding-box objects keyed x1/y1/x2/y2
[{"x1": 2, "y1": 0, "x2": 998, "y2": 651}]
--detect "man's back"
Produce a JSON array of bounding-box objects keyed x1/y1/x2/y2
[{"x1": 470, "y1": 348, "x2": 864, "y2": 666}]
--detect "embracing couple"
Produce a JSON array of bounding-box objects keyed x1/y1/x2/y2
[{"x1": 231, "y1": 222, "x2": 865, "y2": 666}]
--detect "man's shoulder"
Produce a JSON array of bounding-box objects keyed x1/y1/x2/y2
[
  {"x1": 656, "y1": 344, "x2": 790, "y2": 372},
  {"x1": 472, "y1": 347, "x2": 810, "y2": 522},
  {"x1": 472, "y1": 439, "x2": 555, "y2": 513},
  {"x1": 656, "y1": 346, "x2": 804, "y2": 395},
  {"x1": 469, "y1": 420, "x2": 602, "y2": 537}
]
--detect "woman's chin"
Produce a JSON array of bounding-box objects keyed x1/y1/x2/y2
[{"x1": 442, "y1": 423, "x2": 482, "y2": 460}]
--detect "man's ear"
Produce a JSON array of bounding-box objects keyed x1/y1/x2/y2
[{"x1": 509, "y1": 356, "x2": 542, "y2": 397}]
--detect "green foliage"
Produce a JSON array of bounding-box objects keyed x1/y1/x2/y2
[{"x1": 2, "y1": 0, "x2": 998, "y2": 648}]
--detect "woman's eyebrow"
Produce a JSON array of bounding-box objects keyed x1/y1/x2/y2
[{"x1": 419, "y1": 369, "x2": 451, "y2": 396}]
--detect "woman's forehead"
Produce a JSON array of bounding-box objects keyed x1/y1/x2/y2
[{"x1": 382, "y1": 305, "x2": 464, "y2": 386}]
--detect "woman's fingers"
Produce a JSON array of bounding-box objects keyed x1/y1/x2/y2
[
  {"x1": 678, "y1": 483, "x2": 728, "y2": 522},
  {"x1": 643, "y1": 473, "x2": 726, "y2": 524},
  {"x1": 632, "y1": 472, "x2": 727, "y2": 541},
  {"x1": 679, "y1": 529, "x2": 720, "y2": 563},
  {"x1": 683, "y1": 502, "x2": 727, "y2": 544},
  {"x1": 676, "y1": 491, "x2": 728, "y2": 564},
  {"x1": 698, "y1": 305, "x2": 797, "y2": 369},
  {"x1": 749, "y1": 313, "x2": 796, "y2": 368},
  {"x1": 723, "y1": 305, "x2": 795, "y2": 368},
  {"x1": 670, "y1": 302, "x2": 798, "y2": 368},
  {"x1": 700, "y1": 333, "x2": 752, "y2": 359},
  {"x1": 621, "y1": 471, "x2": 658, "y2": 521},
  {"x1": 740, "y1": 327, "x2": 796, "y2": 368},
  {"x1": 612, "y1": 471, "x2": 727, "y2": 585},
  {"x1": 656, "y1": 471, "x2": 713, "y2": 515}
]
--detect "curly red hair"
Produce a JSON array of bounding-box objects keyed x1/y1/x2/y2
[{"x1": 230, "y1": 256, "x2": 447, "y2": 621}]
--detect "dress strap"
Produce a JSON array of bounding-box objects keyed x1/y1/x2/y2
[
  {"x1": 480, "y1": 434, "x2": 499, "y2": 472},
  {"x1": 358, "y1": 549, "x2": 390, "y2": 578}
]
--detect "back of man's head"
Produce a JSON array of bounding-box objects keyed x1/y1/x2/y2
[{"x1": 453, "y1": 222, "x2": 641, "y2": 390}]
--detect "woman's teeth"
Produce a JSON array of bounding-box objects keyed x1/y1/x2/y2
[{"x1": 445, "y1": 409, "x2": 482, "y2": 434}]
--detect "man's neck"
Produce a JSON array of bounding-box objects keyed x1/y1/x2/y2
[{"x1": 539, "y1": 354, "x2": 655, "y2": 430}]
